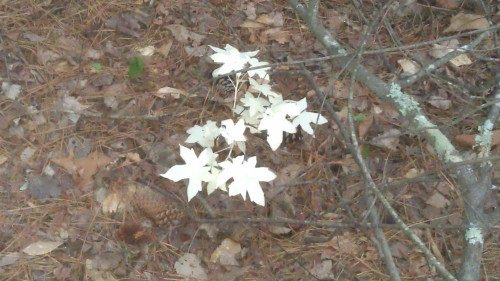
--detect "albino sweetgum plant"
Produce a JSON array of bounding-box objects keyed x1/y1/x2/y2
[{"x1": 160, "y1": 44, "x2": 327, "y2": 206}]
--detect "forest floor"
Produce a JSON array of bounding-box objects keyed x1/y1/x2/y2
[{"x1": 0, "y1": 0, "x2": 498, "y2": 280}]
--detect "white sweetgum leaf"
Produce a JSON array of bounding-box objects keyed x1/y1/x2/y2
[
  {"x1": 292, "y1": 98, "x2": 327, "y2": 136},
  {"x1": 249, "y1": 78, "x2": 279, "y2": 97},
  {"x1": 240, "y1": 91, "x2": 269, "y2": 117},
  {"x1": 220, "y1": 119, "x2": 247, "y2": 145},
  {"x1": 248, "y1": 57, "x2": 270, "y2": 79},
  {"x1": 209, "y1": 44, "x2": 258, "y2": 77},
  {"x1": 186, "y1": 121, "x2": 220, "y2": 148},
  {"x1": 217, "y1": 156, "x2": 276, "y2": 206},
  {"x1": 234, "y1": 105, "x2": 262, "y2": 133},
  {"x1": 160, "y1": 146, "x2": 212, "y2": 201},
  {"x1": 259, "y1": 110, "x2": 296, "y2": 150}
]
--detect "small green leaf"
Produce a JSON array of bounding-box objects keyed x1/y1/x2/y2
[
  {"x1": 361, "y1": 145, "x2": 370, "y2": 158},
  {"x1": 353, "y1": 113, "x2": 366, "y2": 122},
  {"x1": 20, "y1": 178, "x2": 29, "y2": 191},
  {"x1": 128, "y1": 56, "x2": 144, "y2": 79},
  {"x1": 91, "y1": 63, "x2": 103, "y2": 70}
]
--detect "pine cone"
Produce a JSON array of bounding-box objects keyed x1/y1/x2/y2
[
  {"x1": 133, "y1": 184, "x2": 184, "y2": 226},
  {"x1": 214, "y1": 75, "x2": 236, "y2": 97}
]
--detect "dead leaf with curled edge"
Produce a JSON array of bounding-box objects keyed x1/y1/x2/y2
[{"x1": 444, "y1": 13, "x2": 489, "y2": 33}]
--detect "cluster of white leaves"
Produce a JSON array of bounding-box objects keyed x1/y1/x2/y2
[
  {"x1": 209, "y1": 44, "x2": 269, "y2": 79},
  {"x1": 160, "y1": 145, "x2": 275, "y2": 205},
  {"x1": 161, "y1": 44, "x2": 327, "y2": 206}
]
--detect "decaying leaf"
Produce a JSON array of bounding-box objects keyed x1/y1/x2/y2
[
  {"x1": 0, "y1": 154, "x2": 8, "y2": 165},
  {"x1": 444, "y1": 13, "x2": 489, "y2": 33},
  {"x1": 309, "y1": 260, "x2": 335, "y2": 280},
  {"x1": 427, "y1": 96, "x2": 451, "y2": 110},
  {"x1": 259, "y1": 28, "x2": 290, "y2": 44},
  {"x1": 23, "y1": 240, "x2": 64, "y2": 256},
  {"x1": 455, "y1": 130, "x2": 500, "y2": 147},
  {"x1": 137, "y1": 45, "x2": 155, "y2": 56},
  {"x1": 2, "y1": 82, "x2": 22, "y2": 100},
  {"x1": 27, "y1": 175, "x2": 66, "y2": 201},
  {"x1": 0, "y1": 252, "x2": 20, "y2": 268},
  {"x1": 61, "y1": 95, "x2": 90, "y2": 123},
  {"x1": 426, "y1": 192, "x2": 450, "y2": 209},
  {"x1": 210, "y1": 238, "x2": 242, "y2": 266},
  {"x1": 85, "y1": 252, "x2": 123, "y2": 281},
  {"x1": 166, "y1": 24, "x2": 205, "y2": 45},
  {"x1": 397, "y1": 58, "x2": 420, "y2": 75},
  {"x1": 158, "y1": 40, "x2": 173, "y2": 58},
  {"x1": 405, "y1": 168, "x2": 423, "y2": 179},
  {"x1": 101, "y1": 192, "x2": 125, "y2": 214},
  {"x1": 358, "y1": 110, "x2": 373, "y2": 140},
  {"x1": 429, "y1": 39, "x2": 472, "y2": 67},
  {"x1": 101, "y1": 184, "x2": 136, "y2": 214},
  {"x1": 175, "y1": 253, "x2": 208, "y2": 280},
  {"x1": 106, "y1": 11, "x2": 148, "y2": 38},
  {"x1": 20, "y1": 147, "x2": 36, "y2": 162},
  {"x1": 51, "y1": 151, "x2": 111, "y2": 189},
  {"x1": 156, "y1": 86, "x2": 187, "y2": 99},
  {"x1": 328, "y1": 233, "x2": 360, "y2": 255},
  {"x1": 371, "y1": 129, "x2": 401, "y2": 151}
]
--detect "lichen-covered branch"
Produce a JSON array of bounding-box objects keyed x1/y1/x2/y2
[{"x1": 288, "y1": 0, "x2": 496, "y2": 280}]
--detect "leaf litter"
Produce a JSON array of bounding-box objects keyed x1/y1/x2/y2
[{"x1": 0, "y1": 1, "x2": 498, "y2": 280}]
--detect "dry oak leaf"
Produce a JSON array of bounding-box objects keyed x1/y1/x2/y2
[{"x1": 51, "y1": 151, "x2": 111, "y2": 187}]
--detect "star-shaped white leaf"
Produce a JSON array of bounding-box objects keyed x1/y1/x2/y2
[
  {"x1": 268, "y1": 95, "x2": 301, "y2": 118},
  {"x1": 240, "y1": 92, "x2": 269, "y2": 117},
  {"x1": 217, "y1": 156, "x2": 276, "y2": 206},
  {"x1": 292, "y1": 98, "x2": 328, "y2": 136},
  {"x1": 248, "y1": 58, "x2": 270, "y2": 79},
  {"x1": 206, "y1": 167, "x2": 227, "y2": 195},
  {"x1": 186, "y1": 121, "x2": 221, "y2": 148},
  {"x1": 160, "y1": 146, "x2": 211, "y2": 201},
  {"x1": 220, "y1": 119, "x2": 247, "y2": 145},
  {"x1": 209, "y1": 44, "x2": 258, "y2": 77},
  {"x1": 258, "y1": 109, "x2": 296, "y2": 150},
  {"x1": 248, "y1": 78, "x2": 280, "y2": 98},
  {"x1": 234, "y1": 105, "x2": 262, "y2": 133}
]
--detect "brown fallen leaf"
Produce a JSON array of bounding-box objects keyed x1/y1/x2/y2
[
  {"x1": 454, "y1": 130, "x2": 500, "y2": 147},
  {"x1": 358, "y1": 110, "x2": 373, "y2": 140},
  {"x1": 426, "y1": 191, "x2": 450, "y2": 209},
  {"x1": 23, "y1": 240, "x2": 64, "y2": 256},
  {"x1": 444, "y1": 13, "x2": 489, "y2": 33},
  {"x1": 51, "y1": 151, "x2": 111, "y2": 189},
  {"x1": 210, "y1": 238, "x2": 242, "y2": 266}
]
